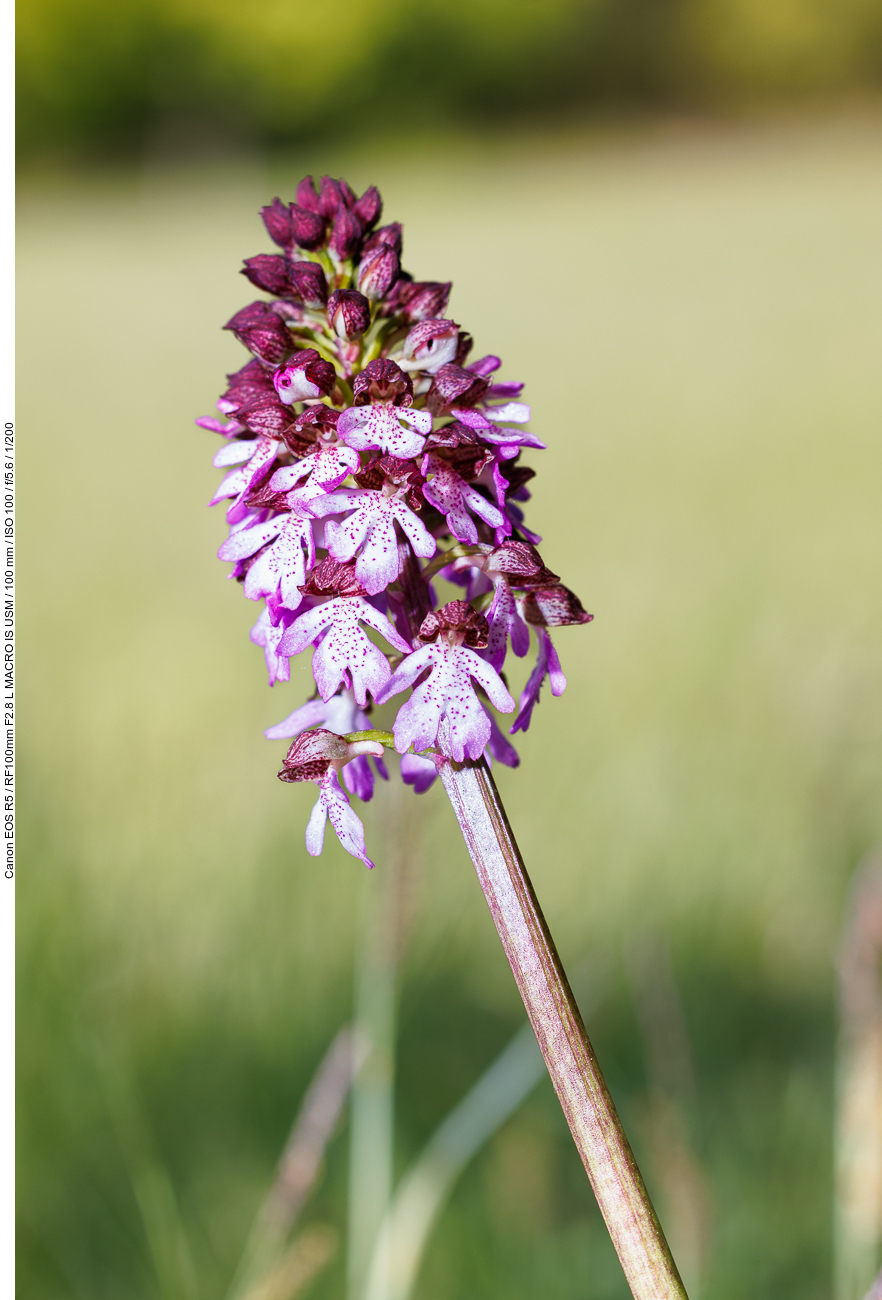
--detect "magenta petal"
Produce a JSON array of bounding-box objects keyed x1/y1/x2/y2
[
  {"x1": 399, "y1": 751, "x2": 438, "y2": 794},
  {"x1": 264, "y1": 698, "x2": 328, "y2": 740}
]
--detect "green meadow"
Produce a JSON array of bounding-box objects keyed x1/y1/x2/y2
[{"x1": 18, "y1": 113, "x2": 882, "y2": 1298}]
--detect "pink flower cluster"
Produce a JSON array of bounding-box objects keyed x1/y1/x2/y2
[{"x1": 199, "y1": 174, "x2": 592, "y2": 867}]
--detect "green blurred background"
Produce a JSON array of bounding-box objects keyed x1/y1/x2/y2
[{"x1": 16, "y1": 0, "x2": 882, "y2": 1296}]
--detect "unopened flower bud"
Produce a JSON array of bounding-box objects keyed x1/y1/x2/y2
[
  {"x1": 296, "y1": 176, "x2": 322, "y2": 213},
  {"x1": 354, "y1": 185, "x2": 382, "y2": 230},
  {"x1": 519, "y1": 585, "x2": 593, "y2": 627},
  {"x1": 329, "y1": 206, "x2": 363, "y2": 261},
  {"x1": 240, "y1": 255, "x2": 327, "y2": 304},
  {"x1": 338, "y1": 178, "x2": 358, "y2": 208},
  {"x1": 398, "y1": 319, "x2": 460, "y2": 374},
  {"x1": 418, "y1": 601, "x2": 489, "y2": 649},
  {"x1": 357, "y1": 244, "x2": 399, "y2": 301},
  {"x1": 327, "y1": 289, "x2": 371, "y2": 340},
  {"x1": 393, "y1": 280, "x2": 451, "y2": 322},
  {"x1": 241, "y1": 254, "x2": 290, "y2": 296},
  {"x1": 290, "y1": 204, "x2": 326, "y2": 250},
  {"x1": 287, "y1": 260, "x2": 328, "y2": 307},
  {"x1": 260, "y1": 197, "x2": 325, "y2": 252},
  {"x1": 352, "y1": 358, "x2": 413, "y2": 406},
  {"x1": 224, "y1": 301, "x2": 293, "y2": 365},
  {"x1": 273, "y1": 348, "x2": 336, "y2": 404},
  {"x1": 318, "y1": 175, "x2": 344, "y2": 219},
  {"x1": 362, "y1": 222, "x2": 403, "y2": 258}
]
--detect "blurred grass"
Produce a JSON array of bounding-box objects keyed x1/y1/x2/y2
[
  {"x1": 18, "y1": 113, "x2": 882, "y2": 1297},
  {"x1": 15, "y1": 0, "x2": 882, "y2": 161}
]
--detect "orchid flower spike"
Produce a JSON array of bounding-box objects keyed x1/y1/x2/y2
[{"x1": 198, "y1": 172, "x2": 594, "y2": 868}]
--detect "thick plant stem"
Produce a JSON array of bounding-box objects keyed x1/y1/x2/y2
[{"x1": 439, "y1": 756, "x2": 688, "y2": 1300}]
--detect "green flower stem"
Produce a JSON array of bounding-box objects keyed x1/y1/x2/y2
[{"x1": 439, "y1": 756, "x2": 688, "y2": 1300}]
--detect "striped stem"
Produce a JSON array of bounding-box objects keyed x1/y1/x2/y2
[{"x1": 439, "y1": 756, "x2": 687, "y2": 1300}]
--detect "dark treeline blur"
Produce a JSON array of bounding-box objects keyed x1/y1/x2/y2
[{"x1": 18, "y1": 0, "x2": 882, "y2": 162}]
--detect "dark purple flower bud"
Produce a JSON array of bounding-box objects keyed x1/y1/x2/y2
[
  {"x1": 300, "y1": 556, "x2": 367, "y2": 599},
  {"x1": 224, "y1": 302, "x2": 293, "y2": 365},
  {"x1": 362, "y1": 222, "x2": 403, "y2": 258},
  {"x1": 241, "y1": 254, "x2": 291, "y2": 296},
  {"x1": 356, "y1": 244, "x2": 399, "y2": 301},
  {"x1": 418, "y1": 601, "x2": 489, "y2": 650},
  {"x1": 318, "y1": 176, "x2": 344, "y2": 219},
  {"x1": 290, "y1": 205, "x2": 326, "y2": 251},
  {"x1": 329, "y1": 205, "x2": 363, "y2": 261},
  {"x1": 426, "y1": 363, "x2": 490, "y2": 415},
  {"x1": 272, "y1": 348, "x2": 336, "y2": 404},
  {"x1": 296, "y1": 176, "x2": 322, "y2": 213},
  {"x1": 393, "y1": 279, "x2": 451, "y2": 322},
  {"x1": 259, "y1": 198, "x2": 325, "y2": 252},
  {"x1": 352, "y1": 358, "x2": 413, "y2": 406},
  {"x1": 327, "y1": 289, "x2": 371, "y2": 340},
  {"x1": 219, "y1": 358, "x2": 275, "y2": 412},
  {"x1": 287, "y1": 260, "x2": 328, "y2": 307},
  {"x1": 260, "y1": 198, "x2": 293, "y2": 248},
  {"x1": 337, "y1": 178, "x2": 358, "y2": 209},
  {"x1": 354, "y1": 185, "x2": 382, "y2": 230},
  {"x1": 520, "y1": 585, "x2": 593, "y2": 627}
]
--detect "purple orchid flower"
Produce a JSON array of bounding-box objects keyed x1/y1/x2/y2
[
  {"x1": 420, "y1": 453, "x2": 508, "y2": 546},
  {"x1": 309, "y1": 487, "x2": 436, "y2": 596},
  {"x1": 278, "y1": 587, "x2": 412, "y2": 706},
  {"x1": 202, "y1": 172, "x2": 594, "y2": 866},
  {"x1": 208, "y1": 435, "x2": 280, "y2": 524},
  {"x1": 278, "y1": 729, "x2": 387, "y2": 868},
  {"x1": 266, "y1": 687, "x2": 389, "y2": 801},
  {"x1": 337, "y1": 402, "x2": 433, "y2": 459},
  {"x1": 378, "y1": 602, "x2": 515, "y2": 763}
]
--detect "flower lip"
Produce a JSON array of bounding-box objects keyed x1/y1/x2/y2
[
  {"x1": 352, "y1": 358, "x2": 413, "y2": 406},
  {"x1": 418, "y1": 600, "x2": 489, "y2": 649}
]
